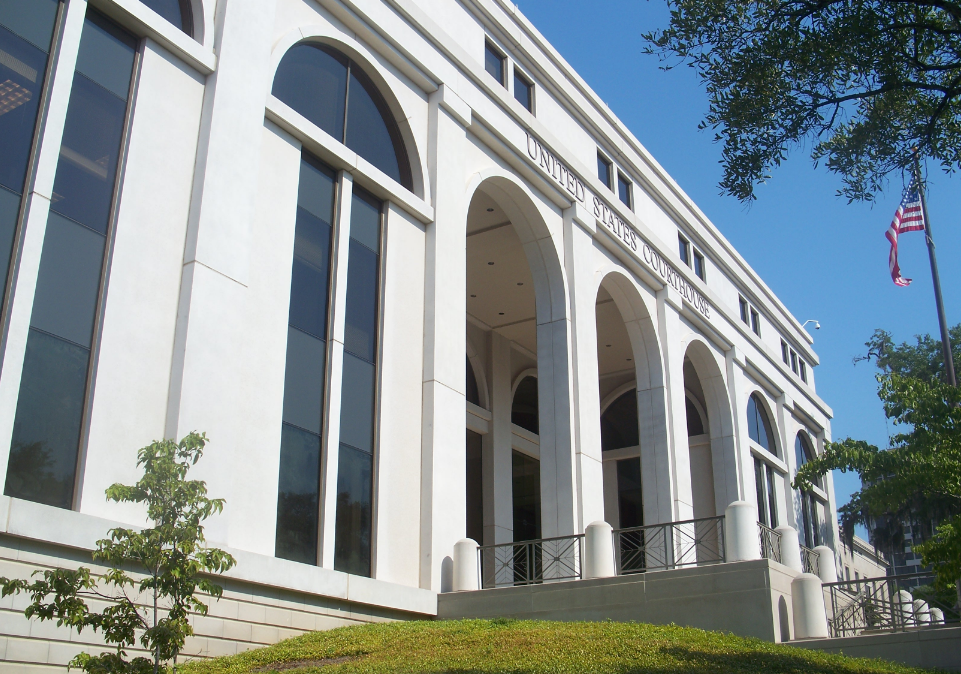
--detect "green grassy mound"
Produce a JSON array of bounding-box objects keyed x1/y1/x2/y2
[{"x1": 181, "y1": 619, "x2": 929, "y2": 673}]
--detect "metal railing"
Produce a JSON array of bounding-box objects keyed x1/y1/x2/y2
[
  {"x1": 479, "y1": 534, "x2": 584, "y2": 589},
  {"x1": 825, "y1": 572, "x2": 960, "y2": 637},
  {"x1": 614, "y1": 516, "x2": 725, "y2": 575},
  {"x1": 758, "y1": 522, "x2": 781, "y2": 563},
  {"x1": 800, "y1": 545, "x2": 820, "y2": 576}
]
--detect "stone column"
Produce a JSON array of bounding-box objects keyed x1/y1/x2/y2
[
  {"x1": 485, "y1": 330, "x2": 514, "y2": 545},
  {"x1": 419, "y1": 86, "x2": 470, "y2": 591},
  {"x1": 725, "y1": 348, "x2": 752, "y2": 507}
]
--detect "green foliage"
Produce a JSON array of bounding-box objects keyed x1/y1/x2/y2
[
  {"x1": 179, "y1": 619, "x2": 924, "y2": 674},
  {"x1": 861, "y1": 325, "x2": 961, "y2": 384},
  {"x1": 0, "y1": 432, "x2": 235, "y2": 673},
  {"x1": 793, "y1": 374, "x2": 961, "y2": 589},
  {"x1": 644, "y1": 0, "x2": 961, "y2": 202}
]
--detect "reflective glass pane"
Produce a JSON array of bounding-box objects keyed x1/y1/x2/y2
[
  {"x1": 343, "y1": 240, "x2": 378, "y2": 362},
  {"x1": 334, "y1": 443, "x2": 372, "y2": 576},
  {"x1": 338, "y1": 353, "x2": 375, "y2": 454},
  {"x1": 51, "y1": 73, "x2": 128, "y2": 233},
  {"x1": 139, "y1": 0, "x2": 186, "y2": 34},
  {"x1": 601, "y1": 389, "x2": 639, "y2": 450},
  {"x1": 5, "y1": 328, "x2": 89, "y2": 509},
  {"x1": 275, "y1": 423, "x2": 320, "y2": 565},
  {"x1": 616, "y1": 457, "x2": 643, "y2": 529},
  {"x1": 511, "y1": 450, "x2": 540, "y2": 542},
  {"x1": 272, "y1": 44, "x2": 347, "y2": 141},
  {"x1": 297, "y1": 159, "x2": 335, "y2": 223},
  {"x1": 0, "y1": 185, "x2": 18, "y2": 289},
  {"x1": 281, "y1": 327, "x2": 326, "y2": 435},
  {"x1": 74, "y1": 13, "x2": 136, "y2": 100},
  {"x1": 511, "y1": 376, "x2": 538, "y2": 436},
  {"x1": 754, "y1": 458, "x2": 767, "y2": 526},
  {"x1": 349, "y1": 191, "x2": 380, "y2": 252},
  {"x1": 513, "y1": 72, "x2": 532, "y2": 111},
  {"x1": 345, "y1": 70, "x2": 402, "y2": 185},
  {"x1": 0, "y1": 0, "x2": 58, "y2": 50},
  {"x1": 597, "y1": 154, "x2": 611, "y2": 189},
  {"x1": 0, "y1": 23, "x2": 50, "y2": 193},
  {"x1": 30, "y1": 212, "x2": 105, "y2": 347},
  {"x1": 466, "y1": 429, "x2": 483, "y2": 544},
  {"x1": 484, "y1": 43, "x2": 503, "y2": 84},
  {"x1": 617, "y1": 174, "x2": 631, "y2": 208},
  {"x1": 288, "y1": 208, "x2": 332, "y2": 338},
  {"x1": 766, "y1": 465, "x2": 778, "y2": 527}
]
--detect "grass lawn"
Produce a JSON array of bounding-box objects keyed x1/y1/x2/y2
[{"x1": 181, "y1": 619, "x2": 929, "y2": 673}]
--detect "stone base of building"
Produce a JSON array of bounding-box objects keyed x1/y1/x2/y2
[
  {"x1": 793, "y1": 626, "x2": 961, "y2": 672},
  {"x1": 437, "y1": 558, "x2": 799, "y2": 643}
]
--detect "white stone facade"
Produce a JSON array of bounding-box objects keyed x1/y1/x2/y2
[{"x1": 0, "y1": 0, "x2": 839, "y2": 667}]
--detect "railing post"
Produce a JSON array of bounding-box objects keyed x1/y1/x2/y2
[
  {"x1": 776, "y1": 526, "x2": 803, "y2": 572},
  {"x1": 452, "y1": 539, "x2": 480, "y2": 591},
  {"x1": 813, "y1": 545, "x2": 837, "y2": 583},
  {"x1": 792, "y1": 573, "x2": 829, "y2": 639},
  {"x1": 583, "y1": 521, "x2": 616, "y2": 579},
  {"x1": 724, "y1": 502, "x2": 761, "y2": 562}
]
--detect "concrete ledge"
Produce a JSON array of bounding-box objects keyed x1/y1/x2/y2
[
  {"x1": 793, "y1": 626, "x2": 961, "y2": 672},
  {"x1": 438, "y1": 559, "x2": 799, "y2": 642}
]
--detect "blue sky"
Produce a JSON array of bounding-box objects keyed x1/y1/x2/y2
[{"x1": 515, "y1": 0, "x2": 961, "y2": 524}]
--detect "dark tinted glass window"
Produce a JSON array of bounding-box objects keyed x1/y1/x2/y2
[
  {"x1": 276, "y1": 157, "x2": 335, "y2": 565},
  {"x1": 601, "y1": 389, "x2": 639, "y2": 451},
  {"x1": 747, "y1": 393, "x2": 776, "y2": 455},
  {"x1": 275, "y1": 424, "x2": 321, "y2": 564},
  {"x1": 513, "y1": 70, "x2": 532, "y2": 111},
  {"x1": 750, "y1": 309, "x2": 760, "y2": 336},
  {"x1": 512, "y1": 450, "x2": 540, "y2": 542},
  {"x1": 616, "y1": 457, "x2": 643, "y2": 529},
  {"x1": 739, "y1": 297, "x2": 748, "y2": 324},
  {"x1": 511, "y1": 376, "x2": 538, "y2": 435},
  {"x1": 754, "y1": 458, "x2": 767, "y2": 525},
  {"x1": 466, "y1": 429, "x2": 483, "y2": 544},
  {"x1": 0, "y1": 187, "x2": 20, "y2": 297},
  {"x1": 466, "y1": 356, "x2": 480, "y2": 406},
  {"x1": 617, "y1": 173, "x2": 632, "y2": 209},
  {"x1": 685, "y1": 397, "x2": 704, "y2": 436},
  {"x1": 693, "y1": 251, "x2": 705, "y2": 280},
  {"x1": 597, "y1": 153, "x2": 612, "y2": 189},
  {"x1": 0, "y1": 0, "x2": 59, "y2": 50},
  {"x1": 5, "y1": 10, "x2": 135, "y2": 512},
  {"x1": 795, "y1": 433, "x2": 821, "y2": 488},
  {"x1": 334, "y1": 189, "x2": 382, "y2": 577},
  {"x1": 139, "y1": 0, "x2": 191, "y2": 36},
  {"x1": 334, "y1": 444, "x2": 372, "y2": 576},
  {"x1": 484, "y1": 41, "x2": 504, "y2": 85},
  {"x1": 273, "y1": 44, "x2": 347, "y2": 141},
  {"x1": 766, "y1": 464, "x2": 778, "y2": 527},
  {"x1": 272, "y1": 43, "x2": 412, "y2": 191},
  {"x1": 678, "y1": 235, "x2": 689, "y2": 265}
]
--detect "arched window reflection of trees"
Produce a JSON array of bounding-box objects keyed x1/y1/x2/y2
[
  {"x1": 511, "y1": 376, "x2": 538, "y2": 435},
  {"x1": 272, "y1": 43, "x2": 412, "y2": 190},
  {"x1": 140, "y1": 0, "x2": 193, "y2": 36},
  {"x1": 795, "y1": 432, "x2": 822, "y2": 549}
]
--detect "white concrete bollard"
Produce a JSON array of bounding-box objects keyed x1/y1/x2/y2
[
  {"x1": 725, "y1": 501, "x2": 761, "y2": 562},
  {"x1": 930, "y1": 607, "x2": 945, "y2": 625},
  {"x1": 812, "y1": 546, "x2": 837, "y2": 583},
  {"x1": 792, "y1": 572, "x2": 829, "y2": 639},
  {"x1": 913, "y1": 599, "x2": 930, "y2": 626},
  {"x1": 896, "y1": 590, "x2": 914, "y2": 626},
  {"x1": 452, "y1": 538, "x2": 480, "y2": 592},
  {"x1": 583, "y1": 520, "x2": 616, "y2": 579},
  {"x1": 776, "y1": 526, "x2": 803, "y2": 573}
]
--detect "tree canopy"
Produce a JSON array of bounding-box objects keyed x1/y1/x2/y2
[{"x1": 645, "y1": 0, "x2": 961, "y2": 202}]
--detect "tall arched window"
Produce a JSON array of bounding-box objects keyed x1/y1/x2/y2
[
  {"x1": 795, "y1": 432, "x2": 822, "y2": 549},
  {"x1": 511, "y1": 376, "x2": 538, "y2": 435},
  {"x1": 272, "y1": 43, "x2": 412, "y2": 190},
  {"x1": 140, "y1": 0, "x2": 193, "y2": 36},
  {"x1": 747, "y1": 393, "x2": 776, "y2": 455}
]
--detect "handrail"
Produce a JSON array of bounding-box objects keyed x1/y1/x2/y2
[
  {"x1": 613, "y1": 515, "x2": 724, "y2": 575},
  {"x1": 757, "y1": 522, "x2": 781, "y2": 563},
  {"x1": 800, "y1": 545, "x2": 820, "y2": 576},
  {"x1": 478, "y1": 533, "x2": 584, "y2": 589}
]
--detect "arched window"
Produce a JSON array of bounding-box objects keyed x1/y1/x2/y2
[
  {"x1": 466, "y1": 356, "x2": 480, "y2": 407},
  {"x1": 747, "y1": 393, "x2": 776, "y2": 455},
  {"x1": 795, "y1": 433, "x2": 821, "y2": 488},
  {"x1": 795, "y1": 432, "x2": 822, "y2": 549},
  {"x1": 601, "y1": 389, "x2": 639, "y2": 451},
  {"x1": 685, "y1": 395, "x2": 705, "y2": 436},
  {"x1": 511, "y1": 376, "x2": 538, "y2": 435},
  {"x1": 140, "y1": 0, "x2": 193, "y2": 36},
  {"x1": 272, "y1": 43, "x2": 412, "y2": 190}
]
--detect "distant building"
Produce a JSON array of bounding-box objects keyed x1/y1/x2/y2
[{"x1": 839, "y1": 535, "x2": 889, "y2": 581}]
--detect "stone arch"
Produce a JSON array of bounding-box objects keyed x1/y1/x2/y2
[
  {"x1": 511, "y1": 368, "x2": 538, "y2": 399},
  {"x1": 267, "y1": 27, "x2": 427, "y2": 201},
  {"x1": 684, "y1": 338, "x2": 739, "y2": 515}
]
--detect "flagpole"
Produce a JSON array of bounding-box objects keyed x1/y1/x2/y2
[{"x1": 913, "y1": 150, "x2": 957, "y2": 387}]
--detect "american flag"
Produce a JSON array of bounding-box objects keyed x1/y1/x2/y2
[{"x1": 885, "y1": 180, "x2": 925, "y2": 287}]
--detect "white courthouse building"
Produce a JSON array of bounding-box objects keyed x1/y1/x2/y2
[{"x1": 0, "y1": 0, "x2": 842, "y2": 665}]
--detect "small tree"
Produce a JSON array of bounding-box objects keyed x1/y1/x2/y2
[{"x1": 0, "y1": 432, "x2": 236, "y2": 673}]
